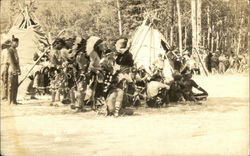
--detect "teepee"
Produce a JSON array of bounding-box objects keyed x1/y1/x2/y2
[
  {"x1": 6, "y1": 3, "x2": 48, "y2": 65},
  {"x1": 130, "y1": 18, "x2": 173, "y2": 79}
]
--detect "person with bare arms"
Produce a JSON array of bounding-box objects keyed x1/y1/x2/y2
[{"x1": 181, "y1": 70, "x2": 208, "y2": 103}]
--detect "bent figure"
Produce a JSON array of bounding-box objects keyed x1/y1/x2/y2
[
  {"x1": 181, "y1": 71, "x2": 208, "y2": 102},
  {"x1": 146, "y1": 76, "x2": 170, "y2": 107}
]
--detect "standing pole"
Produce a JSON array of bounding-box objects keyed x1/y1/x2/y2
[
  {"x1": 117, "y1": 0, "x2": 122, "y2": 36},
  {"x1": 176, "y1": 0, "x2": 183, "y2": 55}
]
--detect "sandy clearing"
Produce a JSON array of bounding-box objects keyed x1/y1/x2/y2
[{"x1": 1, "y1": 74, "x2": 249, "y2": 156}]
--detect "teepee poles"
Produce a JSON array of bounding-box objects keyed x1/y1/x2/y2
[{"x1": 18, "y1": 29, "x2": 65, "y2": 87}]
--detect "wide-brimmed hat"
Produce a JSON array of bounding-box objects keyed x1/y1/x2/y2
[{"x1": 115, "y1": 38, "x2": 131, "y2": 54}]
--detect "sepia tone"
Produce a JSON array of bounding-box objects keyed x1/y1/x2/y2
[{"x1": 0, "y1": 0, "x2": 249, "y2": 156}]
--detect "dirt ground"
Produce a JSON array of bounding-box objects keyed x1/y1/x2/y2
[{"x1": 1, "y1": 74, "x2": 249, "y2": 156}]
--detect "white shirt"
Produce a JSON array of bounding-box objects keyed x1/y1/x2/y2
[{"x1": 147, "y1": 81, "x2": 169, "y2": 98}]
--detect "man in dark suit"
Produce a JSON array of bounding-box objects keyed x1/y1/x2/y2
[{"x1": 7, "y1": 36, "x2": 21, "y2": 104}]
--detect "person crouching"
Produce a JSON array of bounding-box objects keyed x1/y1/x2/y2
[
  {"x1": 146, "y1": 75, "x2": 170, "y2": 107},
  {"x1": 181, "y1": 70, "x2": 208, "y2": 102}
]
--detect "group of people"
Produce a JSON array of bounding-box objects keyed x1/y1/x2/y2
[
  {"x1": 1, "y1": 34, "x2": 209, "y2": 117},
  {"x1": 207, "y1": 50, "x2": 249, "y2": 74}
]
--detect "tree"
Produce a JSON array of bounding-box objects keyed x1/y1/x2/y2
[{"x1": 176, "y1": 0, "x2": 183, "y2": 54}]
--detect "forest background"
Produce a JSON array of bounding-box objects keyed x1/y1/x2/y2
[{"x1": 0, "y1": 0, "x2": 249, "y2": 54}]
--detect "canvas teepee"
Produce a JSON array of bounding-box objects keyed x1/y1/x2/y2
[
  {"x1": 130, "y1": 18, "x2": 174, "y2": 79},
  {"x1": 6, "y1": 4, "x2": 48, "y2": 65}
]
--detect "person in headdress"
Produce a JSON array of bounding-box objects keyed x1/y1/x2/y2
[{"x1": 84, "y1": 36, "x2": 108, "y2": 109}]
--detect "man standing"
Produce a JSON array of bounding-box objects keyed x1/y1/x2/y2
[
  {"x1": 218, "y1": 53, "x2": 227, "y2": 74},
  {"x1": 7, "y1": 36, "x2": 21, "y2": 104},
  {"x1": 210, "y1": 52, "x2": 219, "y2": 74},
  {"x1": 1, "y1": 39, "x2": 12, "y2": 101}
]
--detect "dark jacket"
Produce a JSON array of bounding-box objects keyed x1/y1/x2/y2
[
  {"x1": 116, "y1": 50, "x2": 134, "y2": 67},
  {"x1": 8, "y1": 47, "x2": 20, "y2": 72}
]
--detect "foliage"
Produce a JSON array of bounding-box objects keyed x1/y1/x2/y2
[{"x1": 0, "y1": 0, "x2": 248, "y2": 53}]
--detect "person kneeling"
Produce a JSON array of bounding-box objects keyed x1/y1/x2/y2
[
  {"x1": 146, "y1": 75, "x2": 170, "y2": 107},
  {"x1": 181, "y1": 71, "x2": 208, "y2": 103}
]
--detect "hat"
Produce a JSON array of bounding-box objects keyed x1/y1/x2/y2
[
  {"x1": 12, "y1": 35, "x2": 19, "y2": 42},
  {"x1": 115, "y1": 38, "x2": 131, "y2": 54}
]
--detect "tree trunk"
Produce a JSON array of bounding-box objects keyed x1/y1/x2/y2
[
  {"x1": 170, "y1": 26, "x2": 174, "y2": 47},
  {"x1": 184, "y1": 26, "x2": 187, "y2": 50},
  {"x1": 191, "y1": 0, "x2": 197, "y2": 52},
  {"x1": 196, "y1": 0, "x2": 202, "y2": 49},
  {"x1": 202, "y1": 33, "x2": 206, "y2": 47},
  {"x1": 224, "y1": 36, "x2": 227, "y2": 54},
  {"x1": 176, "y1": 0, "x2": 183, "y2": 55},
  {"x1": 236, "y1": 18, "x2": 243, "y2": 55},
  {"x1": 170, "y1": 0, "x2": 175, "y2": 47},
  {"x1": 117, "y1": 0, "x2": 122, "y2": 36},
  {"x1": 211, "y1": 26, "x2": 214, "y2": 52},
  {"x1": 216, "y1": 31, "x2": 219, "y2": 51},
  {"x1": 207, "y1": 6, "x2": 211, "y2": 50}
]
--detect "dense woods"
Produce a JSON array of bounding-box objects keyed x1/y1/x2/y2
[{"x1": 1, "y1": 0, "x2": 249, "y2": 53}]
